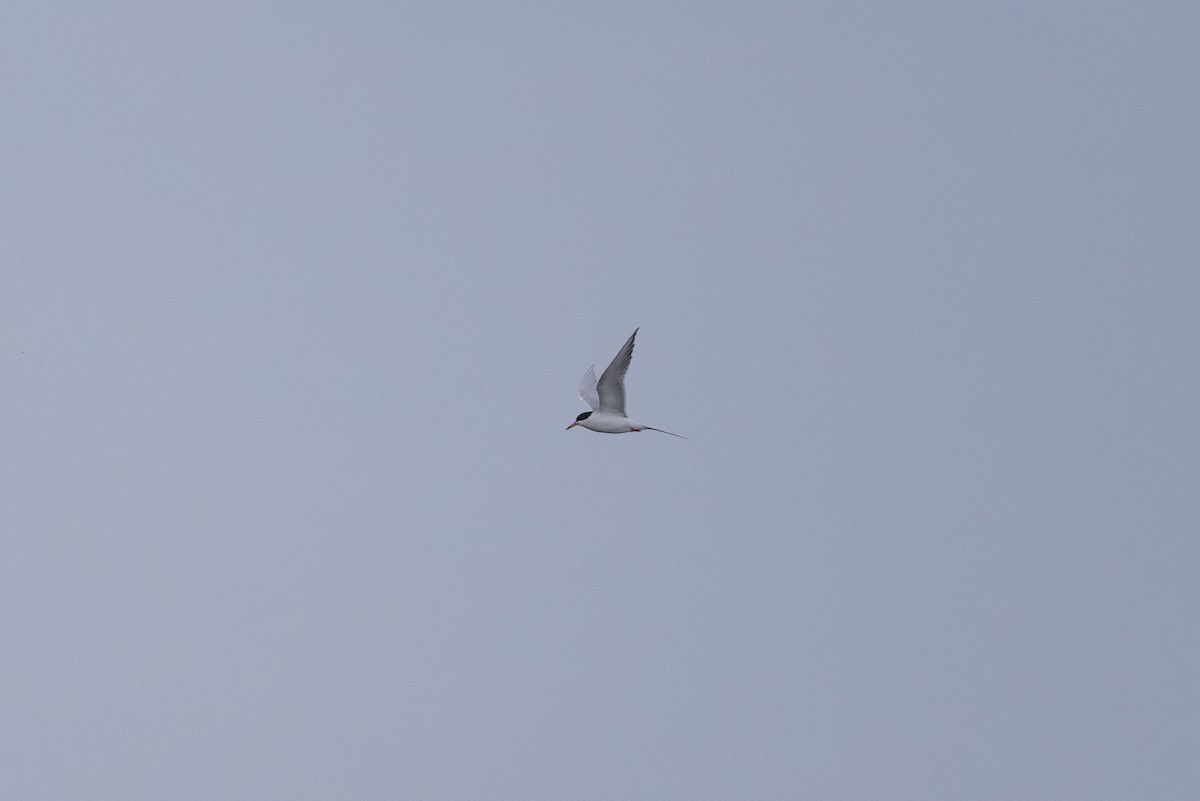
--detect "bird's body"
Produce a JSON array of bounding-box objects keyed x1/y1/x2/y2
[
  {"x1": 573, "y1": 411, "x2": 645, "y2": 434},
  {"x1": 565, "y1": 328, "x2": 685, "y2": 438}
]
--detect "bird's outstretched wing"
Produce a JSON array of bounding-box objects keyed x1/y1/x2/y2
[
  {"x1": 578, "y1": 365, "x2": 600, "y2": 411},
  {"x1": 596, "y1": 328, "x2": 637, "y2": 415}
]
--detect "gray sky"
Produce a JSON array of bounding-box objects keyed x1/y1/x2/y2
[{"x1": 2, "y1": 3, "x2": 1198, "y2": 799}]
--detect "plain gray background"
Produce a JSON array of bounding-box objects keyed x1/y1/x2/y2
[{"x1": 2, "y1": 3, "x2": 1197, "y2": 799}]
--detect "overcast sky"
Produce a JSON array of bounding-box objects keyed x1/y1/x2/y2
[{"x1": 2, "y1": 3, "x2": 1198, "y2": 799}]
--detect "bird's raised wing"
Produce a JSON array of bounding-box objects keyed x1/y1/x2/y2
[
  {"x1": 596, "y1": 328, "x2": 637, "y2": 414},
  {"x1": 578, "y1": 365, "x2": 600, "y2": 411}
]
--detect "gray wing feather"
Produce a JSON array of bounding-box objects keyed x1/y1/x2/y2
[
  {"x1": 596, "y1": 328, "x2": 638, "y2": 414},
  {"x1": 578, "y1": 365, "x2": 600, "y2": 411}
]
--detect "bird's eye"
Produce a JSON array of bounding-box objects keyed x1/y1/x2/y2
[{"x1": 576, "y1": 412, "x2": 592, "y2": 421}]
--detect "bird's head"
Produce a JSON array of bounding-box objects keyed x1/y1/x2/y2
[{"x1": 565, "y1": 411, "x2": 592, "y2": 430}]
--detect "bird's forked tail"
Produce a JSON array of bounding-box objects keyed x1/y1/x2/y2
[{"x1": 639, "y1": 426, "x2": 687, "y2": 439}]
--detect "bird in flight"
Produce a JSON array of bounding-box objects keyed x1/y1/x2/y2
[{"x1": 566, "y1": 328, "x2": 685, "y2": 438}]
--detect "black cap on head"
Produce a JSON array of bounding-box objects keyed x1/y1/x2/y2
[{"x1": 575, "y1": 411, "x2": 592, "y2": 421}]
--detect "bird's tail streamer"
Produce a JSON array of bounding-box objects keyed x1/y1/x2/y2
[{"x1": 642, "y1": 426, "x2": 687, "y2": 439}]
